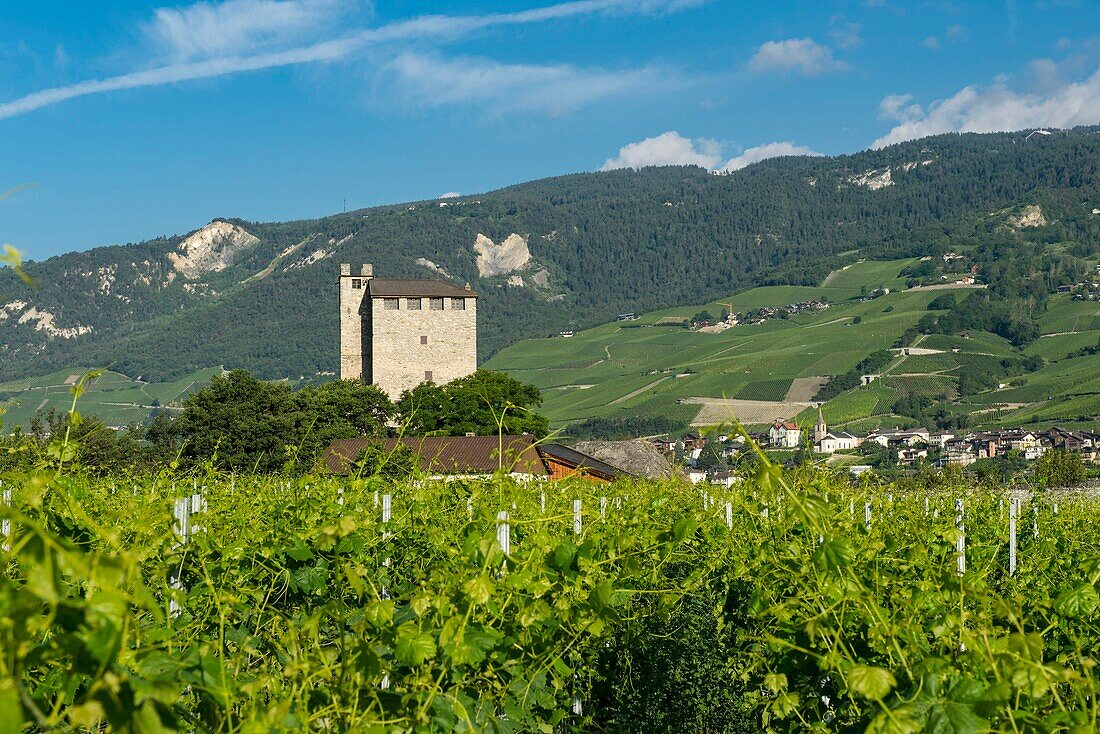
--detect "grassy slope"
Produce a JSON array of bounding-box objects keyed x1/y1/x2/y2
[
  {"x1": 488, "y1": 260, "x2": 1100, "y2": 431},
  {"x1": 0, "y1": 367, "x2": 223, "y2": 431}
]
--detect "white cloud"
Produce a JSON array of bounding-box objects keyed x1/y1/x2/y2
[
  {"x1": 439, "y1": 191, "x2": 461, "y2": 199},
  {"x1": 0, "y1": 0, "x2": 700, "y2": 120},
  {"x1": 719, "y1": 141, "x2": 822, "y2": 171},
  {"x1": 748, "y1": 38, "x2": 847, "y2": 76},
  {"x1": 828, "y1": 17, "x2": 862, "y2": 50},
  {"x1": 601, "y1": 131, "x2": 722, "y2": 170},
  {"x1": 873, "y1": 64, "x2": 1100, "y2": 147},
  {"x1": 601, "y1": 133, "x2": 820, "y2": 172},
  {"x1": 146, "y1": 0, "x2": 353, "y2": 61},
  {"x1": 922, "y1": 36, "x2": 942, "y2": 50},
  {"x1": 383, "y1": 52, "x2": 672, "y2": 115}
]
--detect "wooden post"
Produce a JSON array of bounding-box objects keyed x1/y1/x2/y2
[
  {"x1": 573, "y1": 500, "x2": 582, "y2": 535},
  {"x1": 600, "y1": 496, "x2": 607, "y2": 521},
  {"x1": 865, "y1": 502, "x2": 872, "y2": 531},
  {"x1": 725, "y1": 501, "x2": 733, "y2": 530},
  {"x1": 170, "y1": 497, "x2": 191, "y2": 618},
  {"x1": 1, "y1": 482, "x2": 11, "y2": 553},
  {"x1": 499, "y1": 515, "x2": 510, "y2": 559},
  {"x1": 955, "y1": 499, "x2": 965, "y2": 576},
  {"x1": 1009, "y1": 499, "x2": 1017, "y2": 577}
]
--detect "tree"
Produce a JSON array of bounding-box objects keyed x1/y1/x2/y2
[
  {"x1": 395, "y1": 370, "x2": 549, "y2": 438},
  {"x1": 1033, "y1": 448, "x2": 1086, "y2": 488},
  {"x1": 174, "y1": 370, "x2": 296, "y2": 473},
  {"x1": 290, "y1": 380, "x2": 393, "y2": 469}
]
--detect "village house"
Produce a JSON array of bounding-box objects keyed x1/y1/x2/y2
[
  {"x1": 769, "y1": 420, "x2": 802, "y2": 448},
  {"x1": 867, "y1": 427, "x2": 930, "y2": 448}
]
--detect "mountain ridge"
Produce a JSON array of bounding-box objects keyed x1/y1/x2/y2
[{"x1": 1, "y1": 126, "x2": 1099, "y2": 386}]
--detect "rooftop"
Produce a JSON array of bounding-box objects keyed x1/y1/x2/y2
[
  {"x1": 367, "y1": 279, "x2": 478, "y2": 298},
  {"x1": 323, "y1": 434, "x2": 544, "y2": 475}
]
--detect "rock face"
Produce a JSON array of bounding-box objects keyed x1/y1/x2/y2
[
  {"x1": 473, "y1": 233, "x2": 531, "y2": 277},
  {"x1": 168, "y1": 221, "x2": 260, "y2": 279},
  {"x1": 416, "y1": 258, "x2": 451, "y2": 278},
  {"x1": 1008, "y1": 204, "x2": 1047, "y2": 229},
  {"x1": 848, "y1": 168, "x2": 894, "y2": 190},
  {"x1": 569, "y1": 440, "x2": 684, "y2": 481}
]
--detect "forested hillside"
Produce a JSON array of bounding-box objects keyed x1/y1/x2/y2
[{"x1": 1, "y1": 126, "x2": 1099, "y2": 384}]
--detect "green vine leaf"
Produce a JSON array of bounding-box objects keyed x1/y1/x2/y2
[{"x1": 848, "y1": 664, "x2": 897, "y2": 700}]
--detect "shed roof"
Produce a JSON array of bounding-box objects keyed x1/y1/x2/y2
[
  {"x1": 537, "y1": 443, "x2": 621, "y2": 480},
  {"x1": 367, "y1": 279, "x2": 478, "y2": 298},
  {"x1": 323, "y1": 434, "x2": 545, "y2": 475}
]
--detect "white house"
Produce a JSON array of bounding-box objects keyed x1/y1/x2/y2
[{"x1": 769, "y1": 420, "x2": 802, "y2": 449}]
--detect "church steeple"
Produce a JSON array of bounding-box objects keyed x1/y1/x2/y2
[{"x1": 815, "y1": 406, "x2": 827, "y2": 443}]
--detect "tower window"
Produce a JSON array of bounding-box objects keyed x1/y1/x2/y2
[
  {"x1": 407, "y1": 298, "x2": 422, "y2": 310},
  {"x1": 424, "y1": 370, "x2": 433, "y2": 382},
  {"x1": 420, "y1": 335, "x2": 428, "y2": 345},
  {"x1": 383, "y1": 298, "x2": 400, "y2": 310},
  {"x1": 429, "y1": 297, "x2": 444, "y2": 310},
  {"x1": 450, "y1": 298, "x2": 465, "y2": 310},
  {"x1": 351, "y1": 278, "x2": 362, "y2": 289}
]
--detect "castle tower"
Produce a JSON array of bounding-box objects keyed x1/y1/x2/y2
[
  {"x1": 339, "y1": 263, "x2": 372, "y2": 380},
  {"x1": 339, "y1": 263, "x2": 478, "y2": 398},
  {"x1": 815, "y1": 406, "x2": 828, "y2": 443}
]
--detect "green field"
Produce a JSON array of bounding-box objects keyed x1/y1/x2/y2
[
  {"x1": 0, "y1": 366, "x2": 223, "y2": 431},
  {"x1": 488, "y1": 260, "x2": 1100, "y2": 431}
]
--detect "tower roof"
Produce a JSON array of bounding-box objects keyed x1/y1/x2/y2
[{"x1": 367, "y1": 279, "x2": 478, "y2": 298}]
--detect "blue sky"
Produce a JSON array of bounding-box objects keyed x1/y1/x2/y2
[{"x1": 2, "y1": 0, "x2": 1099, "y2": 260}]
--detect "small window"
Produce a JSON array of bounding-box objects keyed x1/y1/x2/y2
[
  {"x1": 450, "y1": 298, "x2": 465, "y2": 310},
  {"x1": 429, "y1": 297, "x2": 444, "y2": 310},
  {"x1": 424, "y1": 370, "x2": 433, "y2": 382},
  {"x1": 406, "y1": 298, "x2": 422, "y2": 310},
  {"x1": 351, "y1": 278, "x2": 362, "y2": 289},
  {"x1": 383, "y1": 298, "x2": 400, "y2": 310},
  {"x1": 420, "y1": 335, "x2": 428, "y2": 345}
]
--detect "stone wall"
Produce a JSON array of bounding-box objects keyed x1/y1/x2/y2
[{"x1": 369, "y1": 296, "x2": 477, "y2": 399}]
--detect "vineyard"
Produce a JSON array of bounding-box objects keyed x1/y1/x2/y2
[{"x1": 3, "y1": 455, "x2": 1100, "y2": 732}]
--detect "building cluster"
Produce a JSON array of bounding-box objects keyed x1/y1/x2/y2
[
  {"x1": 704, "y1": 300, "x2": 830, "y2": 330},
  {"x1": 1067, "y1": 266, "x2": 1100, "y2": 300},
  {"x1": 651, "y1": 413, "x2": 1099, "y2": 484}
]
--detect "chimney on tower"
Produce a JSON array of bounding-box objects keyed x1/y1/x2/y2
[{"x1": 361, "y1": 264, "x2": 373, "y2": 278}]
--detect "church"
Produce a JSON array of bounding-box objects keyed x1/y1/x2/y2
[{"x1": 339, "y1": 263, "x2": 479, "y2": 399}]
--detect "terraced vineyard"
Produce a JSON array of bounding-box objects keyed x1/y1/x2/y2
[{"x1": 490, "y1": 259, "x2": 1100, "y2": 434}]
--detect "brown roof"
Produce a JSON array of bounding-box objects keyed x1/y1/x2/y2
[
  {"x1": 323, "y1": 435, "x2": 546, "y2": 475},
  {"x1": 537, "y1": 443, "x2": 621, "y2": 480},
  {"x1": 367, "y1": 279, "x2": 478, "y2": 298}
]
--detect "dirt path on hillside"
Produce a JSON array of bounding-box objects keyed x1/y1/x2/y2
[
  {"x1": 610, "y1": 376, "x2": 671, "y2": 405},
  {"x1": 821, "y1": 265, "x2": 851, "y2": 287}
]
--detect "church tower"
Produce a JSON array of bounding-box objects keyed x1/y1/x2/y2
[{"x1": 814, "y1": 407, "x2": 828, "y2": 443}]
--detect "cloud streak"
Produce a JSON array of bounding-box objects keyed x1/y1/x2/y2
[
  {"x1": 0, "y1": 0, "x2": 700, "y2": 120},
  {"x1": 146, "y1": 0, "x2": 354, "y2": 61},
  {"x1": 384, "y1": 52, "x2": 672, "y2": 115}
]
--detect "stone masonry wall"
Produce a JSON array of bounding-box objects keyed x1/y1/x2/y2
[
  {"x1": 370, "y1": 297, "x2": 477, "y2": 399},
  {"x1": 339, "y1": 273, "x2": 368, "y2": 380}
]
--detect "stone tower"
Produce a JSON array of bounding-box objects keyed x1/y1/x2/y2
[{"x1": 339, "y1": 263, "x2": 478, "y2": 399}]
